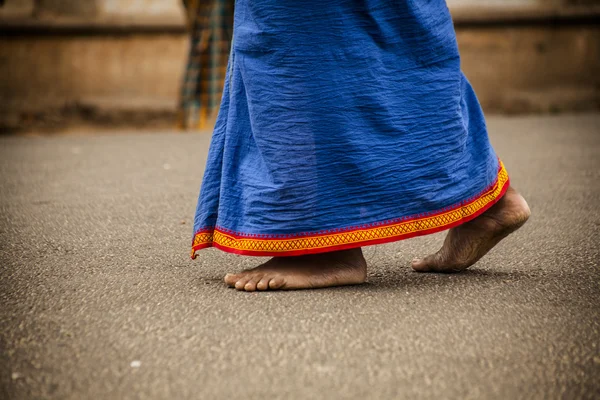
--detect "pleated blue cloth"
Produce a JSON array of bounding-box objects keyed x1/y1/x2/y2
[{"x1": 191, "y1": 0, "x2": 510, "y2": 258}]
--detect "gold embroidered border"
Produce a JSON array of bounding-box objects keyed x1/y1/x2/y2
[{"x1": 192, "y1": 161, "x2": 508, "y2": 255}]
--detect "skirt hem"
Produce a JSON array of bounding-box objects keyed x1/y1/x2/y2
[{"x1": 191, "y1": 161, "x2": 510, "y2": 258}]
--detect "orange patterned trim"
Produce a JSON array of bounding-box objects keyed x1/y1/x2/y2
[{"x1": 191, "y1": 161, "x2": 509, "y2": 258}]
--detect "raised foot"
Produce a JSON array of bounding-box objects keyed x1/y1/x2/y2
[
  {"x1": 224, "y1": 248, "x2": 367, "y2": 291},
  {"x1": 412, "y1": 186, "x2": 530, "y2": 273}
]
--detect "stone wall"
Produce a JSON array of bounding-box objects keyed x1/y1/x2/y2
[
  {"x1": 0, "y1": 0, "x2": 183, "y2": 20},
  {"x1": 0, "y1": 0, "x2": 599, "y2": 131}
]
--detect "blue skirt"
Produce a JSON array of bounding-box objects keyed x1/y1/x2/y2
[{"x1": 191, "y1": 0, "x2": 509, "y2": 258}]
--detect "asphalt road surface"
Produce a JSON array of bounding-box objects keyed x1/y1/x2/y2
[{"x1": 1, "y1": 115, "x2": 599, "y2": 399}]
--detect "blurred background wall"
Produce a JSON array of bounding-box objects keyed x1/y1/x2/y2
[{"x1": 0, "y1": 0, "x2": 599, "y2": 132}]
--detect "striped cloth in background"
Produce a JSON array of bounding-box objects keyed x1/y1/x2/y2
[{"x1": 179, "y1": 0, "x2": 234, "y2": 130}]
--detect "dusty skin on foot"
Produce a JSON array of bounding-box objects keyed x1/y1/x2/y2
[
  {"x1": 412, "y1": 186, "x2": 531, "y2": 273},
  {"x1": 224, "y1": 187, "x2": 530, "y2": 290},
  {"x1": 224, "y1": 248, "x2": 367, "y2": 291}
]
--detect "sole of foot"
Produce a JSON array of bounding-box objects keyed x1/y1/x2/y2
[
  {"x1": 224, "y1": 248, "x2": 367, "y2": 291},
  {"x1": 411, "y1": 186, "x2": 530, "y2": 273}
]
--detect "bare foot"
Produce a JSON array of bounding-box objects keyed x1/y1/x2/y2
[
  {"x1": 224, "y1": 248, "x2": 367, "y2": 291},
  {"x1": 412, "y1": 186, "x2": 530, "y2": 273}
]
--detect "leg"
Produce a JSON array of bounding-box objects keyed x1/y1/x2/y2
[
  {"x1": 224, "y1": 248, "x2": 367, "y2": 291},
  {"x1": 412, "y1": 186, "x2": 530, "y2": 273}
]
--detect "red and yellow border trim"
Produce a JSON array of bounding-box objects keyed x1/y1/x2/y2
[{"x1": 191, "y1": 161, "x2": 509, "y2": 258}]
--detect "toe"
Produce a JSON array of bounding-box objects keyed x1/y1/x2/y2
[
  {"x1": 235, "y1": 277, "x2": 250, "y2": 291},
  {"x1": 268, "y1": 276, "x2": 285, "y2": 290},
  {"x1": 411, "y1": 257, "x2": 427, "y2": 272},
  {"x1": 224, "y1": 273, "x2": 240, "y2": 287},
  {"x1": 244, "y1": 279, "x2": 259, "y2": 292},
  {"x1": 411, "y1": 255, "x2": 435, "y2": 272},
  {"x1": 256, "y1": 276, "x2": 270, "y2": 291},
  {"x1": 412, "y1": 253, "x2": 466, "y2": 273}
]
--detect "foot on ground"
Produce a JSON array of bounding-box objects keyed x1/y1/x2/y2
[
  {"x1": 412, "y1": 186, "x2": 530, "y2": 273},
  {"x1": 224, "y1": 248, "x2": 367, "y2": 291}
]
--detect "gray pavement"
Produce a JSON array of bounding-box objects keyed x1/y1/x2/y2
[{"x1": 1, "y1": 115, "x2": 599, "y2": 400}]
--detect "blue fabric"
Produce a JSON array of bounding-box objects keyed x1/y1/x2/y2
[{"x1": 193, "y1": 0, "x2": 499, "y2": 239}]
